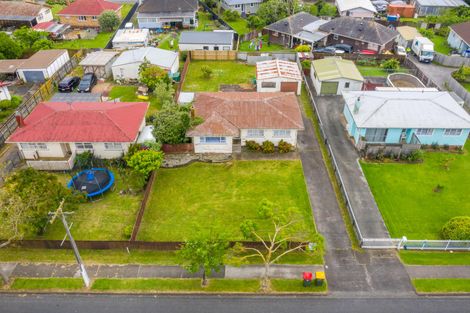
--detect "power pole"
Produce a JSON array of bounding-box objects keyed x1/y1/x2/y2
[{"x1": 49, "y1": 199, "x2": 90, "y2": 288}]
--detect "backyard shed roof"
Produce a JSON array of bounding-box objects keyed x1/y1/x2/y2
[
  {"x1": 138, "y1": 0, "x2": 197, "y2": 13},
  {"x1": 80, "y1": 51, "x2": 119, "y2": 66},
  {"x1": 0, "y1": 60, "x2": 27, "y2": 74},
  {"x1": 396, "y1": 26, "x2": 419, "y2": 41},
  {"x1": 414, "y1": 0, "x2": 468, "y2": 6},
  {"x1": 8, "y1": 102, "x2": 148, "y2": 143},
  {"x1": 179, "y1": 31, "x2": 234, "y2": 45},
  {"x1": 187, "y1": 92, "x2": 304, "y2": 137},
  {"x1": 58, "y1": 0, "x2": 121, "y2": 16},
  {"x1": 112, "y1": 29, "x2": 150, "y2": 44},
  {"x1": 112, "y1": 47, "x2": 178, "y2": 70},
  {"x1": 256, "y1": 60, "x2": 302, "y2": 81},
  {"x1": 265, "y1": 12, "x2": 319, "y2": 35},
  {"x1": 0, "y1": 1, "x2": 48, "y2": 20},
  {"x1": 336, "y1": 0, "x2": 377, "y2": 13},
  {"x1": 17, "y1": 50, "x2": 68, "y2": 70},
  {"x1": 343, "y1": 91, "x2": 470, "y2": 128},
  {"x1": 312, "y1": 58, "x2": 364, "y2": 82},
  {"x1": 450, "y1": 22, "x2": 470, "y2": 45}
]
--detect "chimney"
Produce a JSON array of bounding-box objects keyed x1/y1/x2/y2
[
  {"x1": 15, "y1": 111, "x2": 25, "y2": 127},
  {"x1": 353, "y1": 97, "x2": 361, "y2": 114}
]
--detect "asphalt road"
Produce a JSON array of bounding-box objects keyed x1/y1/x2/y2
[{"x1": 2, "y1": 294, "x2": 470, "y2": 313}]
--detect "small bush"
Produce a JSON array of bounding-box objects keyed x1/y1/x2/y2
[
  {"x1": 431, "y1": 142, "x2": 439, "y2": 150},
  {"x1": 245, "y1": 140, "x2": 261, "y2": 151},
  {"x1": 356, "y1": 58, "x2": 378, "y2": 66},
  {"x1": 295, "y1": 45, "x2": 311, "y2": 52},
  {"x1": 407, "y1": 149, "x2": 424, "y2": 162},
  {"x1": 123, "y1": 225, "x2": 133, "y2": 239},
  {"x1": 441, "y1": 216, "x2": 470, "y2": 240},
  {"x1": 443, "y1": 144, "x2": 450, "y2": 150},
  {"x1": 222, "y1": 9, "x2": 240, "y2": 22},
  {"x1": 180, "y1": 51, "x2": 188, "y2": 62},
  {"x1": 278, "y1": 140, "x2": 293, "y2": 153},
  {"x1": 419, "y1": 28, "x2": 435, "y2": 39},
  {"x1": 301, "y1": 60, "x2": 311, "y2": 69},
  {"x1": 201, "y1": 65, "x2": 213, "y2": 78},
  {"x1": 435, "y1": 27, "x2": 450, "y2": 37},
  {"x1": 261, "y1": 140, "x2": 275, "y2": 153},
  {"x1": 434, "y1": 184, "x2": 444, "y2": 193},
  {"x1": 74, "y1": 151, "x2": 94, "y2": 169},
  {"x1": 380, "y1": 58, "x2": 400, "y2": 71}
]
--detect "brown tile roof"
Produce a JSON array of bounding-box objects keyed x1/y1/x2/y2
[
  {"x1": 187, "y1": 92, "x2": 304, "y2": 137},
  {"x1": 18, "y1": 49, "x2": 68, "y2": 69},
  {"x1": 450, "y1": 22, "x2": 470, "y2": 45},
  {"x1": 0, "y1": 1, "x2": 47, "y2": 18}
]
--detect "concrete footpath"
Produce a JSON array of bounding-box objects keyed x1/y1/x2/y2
[{"x1": 0, "y1": 263, "x2": 323, "y2": 281}]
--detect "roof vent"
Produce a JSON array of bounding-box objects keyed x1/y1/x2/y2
[{"x1": 353, "y1": 97, "x2": 361, "y2": 114}]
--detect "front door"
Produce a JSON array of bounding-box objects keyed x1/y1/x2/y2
[{"x1": 241, "y1": 4, "x2": 245, "y2": 12}]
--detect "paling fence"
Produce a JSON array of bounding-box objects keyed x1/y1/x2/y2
[{"x1": 298, "y1": 56, "x2": 470, "y2": 251}]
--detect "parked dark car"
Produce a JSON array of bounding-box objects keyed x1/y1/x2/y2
[
  {"x1": 77, "y1": 73, "x2": 97, "y2": 93},
  {"x1": 58, "y1": 76, "x2": 80, "y2": 92},
  {"x1": 312, "y1": 46, "x2": 345, "y2": 54},
  {"x1": 334, "y1": 44, "x2": 353, "y2": 53}
]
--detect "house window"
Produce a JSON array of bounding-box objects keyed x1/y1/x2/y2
[
  {"x1": 235, "y1": 4, "x2": 240, "y2": 8},
  {"x1": 20, "y1": 143, "x2": 48, "y2": 150},
  {"x1": 104, "y1": 143, "x2": 123, "y2": 150},
  {"x1": 214, "y1": 46, "x2": 219, "y2": 50},
  {"x1": 416, "y1": 128, "x2": 433, "y2": 136},
  {"x1": 333, "y1": 34, "x2": 338, "y2": 40},
  {"x1": 92, "y1": 16, "x2": 98, "y2": 20},
  {"x1": 200, "y1": 137, "x2": 227, "y2": 144},
  {"x1": 75, "y1": 142, "x2": 93, "y2": 150},
  {"x1": 444, "y1": 129, "x2": 462, "y2": 136},
  {"x1": 364, "y1": 128, "x2": 388, "y2": 142},
  {"x1": 345, "y1": 82, "x2": 350, "y2": 88},
  {"x1": 78, "y1": 16, "x2": 87, "y2": 21},
  {"x1": 246, "y1": 129, "x2": 264, "y2": 138},
  {"x1": 272, "y1": 31, "x2": 279, "y2": 37},
  {"x1": 261, "y1": 82, "x2": 276, "y2": 88},
  {"x1": 223, "y1": 46, "x2": 230, "y2": 50},
  {"x1": 251, "y1": 3, "x2": 254, "y2": 6},
  {"x1": 203, "y1": 46, "x2": 209, "y2": 50},
  {"x1": 273, "y1": 130, "x2": 291, "y2": 138}
]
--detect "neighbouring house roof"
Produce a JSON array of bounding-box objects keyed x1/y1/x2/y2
[
  {"x1": 113, "y1": 29, "x2": 149, "y2": 44},
  {"x1": 187, "y1": 92, "x2": 304, "y2": 137},
  {"x1": 256, "y1": 59, "x2": 302, "y2": 81},
  {"x1": 336, "y1": 0, "x2": 377, "y2": 13},
  {"x1": 17, "y1": 49, "x2": 68, "y2": 70},
  {"x1": 0, "y1": 1, "x2": 48, "y2": 21},
  {"x1": 343, "y1": 91, "x2": 470, "y2": 129},
  {"x1": 450, "y1": 22, "x2": 470, "y2": 46},
  {"x1": 138, "y1": 0, "x2": 197, "y2": 14},
  {"x1": 79, "y1": 51, "x2": 119, "y2": 66},
  {"x1": 312, "y1": 58, "x2": 364, "y2": 82},
  {"x1": 0, "y1": 60, "x2": 27, "y2": 74},
  {"x1": 414, "y1": 0, "x2": 468, "y2": 7},
  {"x1": 319, "y1": 17, "x2": 398, "y2": 45},
  {"x1": 179, "y1": 31, "x2": 234, "y2": 45},
  {"x1": 396, "y1": 26, "x2": 419, "y2": 41},
  {"x1": 33, "y1": 21, "x2": 70, "y2": 35},
  {"x1": 112, "y1": 47, "x2": 178, "y2": 70},
  {"x1": 58, "y1": 0, "x2": 121, "y2": 16},
  {"x1": 7, "y1": 102, "x2": 148, "y2": 143},
  {"x1": 223, "y1": 0, "x2": 263, "y2": 5},
  {"x1": 265, "y1": 12, "x2": 319, "y2": 36}
]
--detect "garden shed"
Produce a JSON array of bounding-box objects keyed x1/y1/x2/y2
[
  {"x1": 79, "y1": 51, "x2": 119, "y2": 79},
  {"x1": 256, "y1": 59, "x2": 302, "y2": 95},
  {"x1": 311, "y1": 58, "x2": 364, "y2": 95},
  {"x1": 16, "y1": 50, "x2": 70, "y2": 83}
]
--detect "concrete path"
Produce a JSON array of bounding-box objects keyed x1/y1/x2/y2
[
  {"x1": 225, "y1": 265, "x2": 324, "y2": 279},
  {"x1": 407, "y1": 56, "x2": 457, "y2": 90},
  {"x1": 406, "y1": 266, "x2": 470, "y2": 279}
]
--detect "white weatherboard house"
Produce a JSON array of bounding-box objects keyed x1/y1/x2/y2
[
  {"x1": 256, "y1": 60, "x2": 302, "y2": 95},
  {"x1": 311, "y1": 58, "x2": 364, "y2": 95},
  {"x1": 112, "y1": 29, "x2": 150, "y2": 49},
  {"x1": 335, "y1": 0, "x2": 377, "y2": 19},
  {"x1": 179, "y1": 31, "x2": 235, "y2": 51},
  {"x1": 7, "y1": 101, "x2": 148, "y2": 170},
  {"x1": 221, "y1": 0, "x2": 263, "y2": 14},
  {"x1": 111, "y1": 47, "x2": 179, "y2": 81},
  {"x1": 187, "y1": 92, "x2": 304, "y2": 154},
  {"x1": 343, "y1": 91, "x2": 470, "y2": 147}
]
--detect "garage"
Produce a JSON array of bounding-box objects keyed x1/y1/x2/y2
[
  {"x1": 16, "y1": 49, "x2": 70, "y2": 83},
  {"x1": 280, "y1": 81, "x2": 298, "y2": 92},
  {"x1": 22, "y1": 71, "x2": 45, "y2": 83},
  {"x1": 320, "y1": 81, "x2": 339, "y2": 95},
  {"x1": 256, "y1": 59, "x2": 302, "y2": 95}
]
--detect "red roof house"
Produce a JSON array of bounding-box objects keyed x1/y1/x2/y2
[
  {"x1": 58, "y1": 0, "x2": 122, "y2": 28},
  {"x1": 8, "y1": 101, "x2": 148, "y2": 170}
]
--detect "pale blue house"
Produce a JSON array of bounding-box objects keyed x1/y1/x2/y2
[{"x1": 343, "y1": 91, "x2": 470, "y2": 148}]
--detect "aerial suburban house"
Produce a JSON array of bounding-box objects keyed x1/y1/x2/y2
[
  {"x1": 319, "y1": 17, "x2": 399, "y2": 53},
  {"x1": 342, "y1": 91, "x2": 470, "y2": 150},
  {"x1": 187, "y1": 92, "x2": 304, "y2": 154},
  {"x1": 221, "y1": 0, "x2": 263, "y2": 15},
  {"x1": 111, "y1": 47, "x2": 179, "y2": 81},
  {"x1": 7, "y1": 101, "x2": 148, "y2": 171},
  {"x1": 0, "y1": 1, "x2": 53, "y2": 28},
  {"x1": 311, "y1": 58, "x2": 364, "y2": 95},
  {"x1": 264, "y1": 12, "x2": 328, "y2": 49},
  {"x1": 112, "y1": 29, "x2": 150, "y2": 49},
  {"x1": 79, "y1": 50, "x2": 119, "y2": 79},
  {"x1": 179, "y1": 31, "x2": 235, "y2": 51},
  {"x1": 335, "y1": 0, "x2": 377, "y2": 19},
  {"x1": 256, "y1": 60, "x2": 302, "y2": 95},
  {"x1": 396, "y1": 26, "x2": 420, "y2": 49},
  {"x1": 411, "y1": 0, "x2": 468, "y2": 16},
  {"x1": 137, "y1": 0, "x2": 198, "y2": 30},
  {"x1": 447, "y1": 22, "x2": 470, "y2": 56},
  {"x1": 58, "y1": 0, "x2": 122, "y2": 28}
]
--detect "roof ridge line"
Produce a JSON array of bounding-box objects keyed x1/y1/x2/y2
[
  {"x1": 265, "y1": 94, "x2": 303, "y2": 128},
  {"x1": 101, "y1": 110, "x2": 134, "y2": 141},
  {"x1": 430, "y1": 94, "x2": 470, "y2": 124}
]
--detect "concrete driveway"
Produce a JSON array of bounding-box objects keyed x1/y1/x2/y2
[{"x1": 407, "y1": 56, "x2": 457, "y2": 90}]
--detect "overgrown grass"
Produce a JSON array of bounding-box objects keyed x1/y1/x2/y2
[
  {"x1": 430, "y1": 35, "x2": 452, "y2": 55},
  {"x1": 53, "y1": 32, "x2": 114, "y2": 49},
  {"x1": 357, "y1": 65, "x2": 411, "y2": 77},
  {"x1": 361, "y1": 142, "x2": 470, "y2": 239},
  {"x1": 157, "y1": 33, "x2": 179, "y2": 51},
  {"x1": 108, "y1": 85, "x2": 161, "y2": 116},
  {"x1": 10, "y1": 278, "x2": 84, "y2": 290},
  {"x1": 239, "y1": 35, "x2": 292, "y2": 52},
  {"x1": 50, "y1": 4, "x2": 65, "y2": 18},
  {"x1": 225, "y1": 17, "x2": 250, "y2": 35},
  {"x1": 399, "y1": 251, "x2": 470, "y2": 265},
  {"x1": 197, "y1": 11, "x2": 218, "y2": 31},
  {"x1": 270, "y1": 279, "x2": 327, "y2": 293},
  {"x1": 413, "y1": 279, "x2": 470, "y2": 293},
  {"x1": 120, "y1": 3, "x2": 134, "y2": 21},
  {"x1": 182, "y1": 61, "x2": 256, "y2": 91}
]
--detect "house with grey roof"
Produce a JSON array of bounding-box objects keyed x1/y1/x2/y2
[
  {"x1": 179, "y1": 31, "x2": 235, "y2": 51},
  {"x1": 411, "y1": 0, "x2": 468, "y2": 16},
  {"x1": 335, "y1": 0, "x2": 377, "y2": 19},
  {"x1": 447, "y1": 21, "x2": 470, "y2": 56},
  {"x1": 319, "y1": 17, "x2": 398, "y2": 53},
  {"x1": 264, "y1": 12, "x2": 329, "y2": 49},
  {"x1": 137, "y1": 0, "x2": 198, "y2": 29},
  {"x1": 343, "y1": 90, "x2": 470, "y2": 150},
  {"x1": 221, "y1": 0, "x2": 264, "y2": 15}
]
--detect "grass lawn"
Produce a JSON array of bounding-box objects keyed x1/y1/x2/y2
[
  {"x1": 35, "y1": 168, "x2": 142, "y2": 241},
  {"x1": 10, "y1": 278, "x2": 84, "y2": 290},
  {"x1": 53, "y1": 32, "x2": 114, "y2": 49},
  {"x1": 138, "y1": 161, "x2": 316, "y2": 242},
  {"x1": 197, "y1": 11, "x2": 218, "y2": 31},
  {"x1": 157, "y1": 33, "x2": 179, "y2": 51},
  {"x1": 361, "y1": 142, "x2": 470, "y2": 239},
  {"x1": 357, "y1": 65, "x2": 411, "y2": 78},
  {"x1": 430, "y1": 35, "x2": 452, "y2": 55},
  {"x1": 413, "y1": 279, "x2": 470, "y2": 293},
  {"x1": 50, "y1": 4, "x2": 65, "y2": 18},
  {"x1": 108, "y1": 85, "x2": 161, "y2": 116},
  {"x1": 120, "y1": 3, "x2": 134, "y2": 20},
  {"x1": 239, "y1": 35, "x2": 292, "y2": 52},
  {"x1": 270, "y1": 279, "x2": 327, "y2": 293},
  {"x1": 226, "y1": 17, "x2": 250, "y2": 35},
  {"x1": 182, "y1": 61, "x2": 256, "y2": 91},
  {"x1": 399, "y1": 251, "x2": 470, "y2": 265}
]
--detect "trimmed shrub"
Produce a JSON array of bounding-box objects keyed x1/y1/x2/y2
[
  {"x1": 441, "y1": 216, "x2": 470, "y2": 240},
  {"x1": 407, "y1": 149, "x2": 424, "y2": 162},
  {"x1": 261, "y1": 140, "x2": 275, "y2": 153},
  {"x1": 380, "y1": 58, "x2": 400, "y2": 71},
  {"x1": 278, "y1": 140, "x2": 293, "y2": 153},
  {"x1": 123, "y1": 225, "x2": 133, "y2": 239},
  {"x1": 295, "y1": 45, "x2": 311, "y2": 52},
  {"x1": 419, "y1": 28, "x2": 435, "y2": 39},
  {"x1": 245, "y1": 140, "x2": 261, "y2": 151},
  {"x1": 301, "y1": 60, "x2": 311, "y2": 69},
  {"x1": 201, "y1": 65, "x2": 213, "y2": 78}
]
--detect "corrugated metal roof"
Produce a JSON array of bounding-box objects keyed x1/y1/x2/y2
[
  {"x1": 179, "y1": 31, "x2": 234, "y2": 45},
  {"x1": 80, "y1": 51, "x2": 119, "y2": 66},
  {"x1": 312, "y1": 58, "x2": 364, "y2": 82},
  {"x1": 396, "y1": 26, "x2": 419, "y2": 41},
  {"x1": 112, "y1": 47, "x2": 178, "y2": 70},
  {"x1": 256, "y1": 59, "x2": 302, "y2": 81},
  {"x1": 415, "y1": 0, "x2": 467, "y2": 6},
  {"x1": 336, "y1": 0, "x2": 377, "y2": 13}
]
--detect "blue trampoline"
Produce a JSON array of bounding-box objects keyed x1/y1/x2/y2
[{"x1": 68, "y1": 168, "x2": 114, "y2": 197}]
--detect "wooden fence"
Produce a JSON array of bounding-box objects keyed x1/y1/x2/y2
[
  {"x1": 129, "y1": 171, "x2": 157, "y2": 241},
  {"x1": 174, "y1": 52, "x2": 191, "y2": 102},
  {"x1": 190, "y1": 50, "x2": 237, "y2": 60},
  {"x1": 162, "y1": 143, "x2": 194, "y2": 153},
  {"x1": 312, "y1": 53, "x2": 406, "y2": 63}
]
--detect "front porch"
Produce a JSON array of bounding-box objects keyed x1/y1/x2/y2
[{"x1": 25, "y1": 152, "x2": 76, "y2": 171}]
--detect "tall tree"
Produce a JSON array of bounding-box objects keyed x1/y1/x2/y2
[
  {"x1": 257, "y1": 0, "x2": 290, "y2": 25},
  {"x1": 152, "y1": 104, "x2": 191, "y2": 144},
  {"x1": 0, "y1": 32, "x2": 23, "y2": 59},
  {"x1": 13, "y1": 27, "x2": 51, "y2": 52},
  {"x1": 98, "y1": 10, "x2": 120, "y2": 32},
  {"x1": 139, "y1": 59, "x2": 170, "y2": 91}
]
